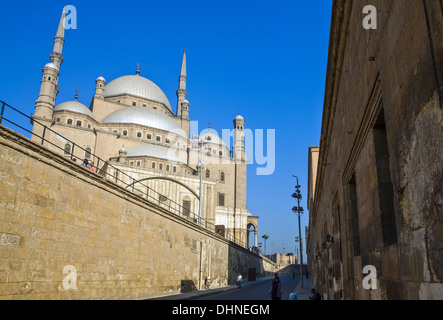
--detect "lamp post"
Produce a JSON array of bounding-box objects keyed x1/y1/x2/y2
[
  {"x1": 262, "y1": 234, "x2": 269, "y2": 256},
  {"x1": 192, "y1": 135, "x2": 211, "y2": 226},
  {"x1": 291, "y1": 175, "x2": 304, "y2": 288}
]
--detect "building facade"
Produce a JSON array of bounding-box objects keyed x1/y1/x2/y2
[
  {"x1": 30, "y1": 8, "x2": 258, "y2": 247},
  {"x1": 308, "y1": 0, "x2": 443, "y2": 299}
]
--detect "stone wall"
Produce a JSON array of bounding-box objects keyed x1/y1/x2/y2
[
  {"x1": 308, "y1": 0, "x2": 443, "y2": 300},
  {"x1": 0, "y1": 126, "x2": 274, "y2": 299}
]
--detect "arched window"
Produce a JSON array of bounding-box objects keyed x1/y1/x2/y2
[
  {"x1": 122, "y1": 130, "x2": 128, "y2": 136},
  {"x1": 64, "y1": 143, "x2": 71, "y2": 156},
  {"x1": 67, "y1": 119, "x2": 73, "y2": 125},
  {"x1": 220, "y1": 172, "x2": 225, "y2": 182},
  {"x1": 205, "y1": 169, "x2": 210, "y2": 178},
  {"x1": 182, "y1": 196, "x2": 191, "y2": 217}
]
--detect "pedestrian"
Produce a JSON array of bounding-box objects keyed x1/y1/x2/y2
[
  {"x1": 236, "y1": 273, "x2": 243, "y2": 289},
  {"x1": 309, "y1": 288, "x2": 321, "y2": 300},
  {"x1": 90, "y1": 161, "x2": 97, "y2": 172},
  {"x1": 269, "y1": 277, "x2": 282, "y2": 300},
  {"x1": 81, "y1": 159, "x2": 89, "y2": 168}
]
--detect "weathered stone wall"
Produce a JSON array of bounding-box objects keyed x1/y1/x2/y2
[
  {"x1": 308, "y1": 0, "x2": 443, "y2": 300},
  {"x1": 0, "y1": 126, "x2": 273, "y2": 299}
]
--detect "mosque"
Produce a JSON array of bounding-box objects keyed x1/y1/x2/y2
[{"x1": 31, "y1": 8, "x2": 258, "y2": 248}]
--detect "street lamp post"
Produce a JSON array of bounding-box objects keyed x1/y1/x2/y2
[
  {"x1": 291, "y1": 175, "x2": 304, "y2": 288},
  {"x1": 192, "y1": 135, "x2": 211, "y2": 226}
]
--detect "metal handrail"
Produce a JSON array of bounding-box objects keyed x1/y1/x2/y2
[{"x1": 0, "y1": 99, "x2": 248, "y2": 248}]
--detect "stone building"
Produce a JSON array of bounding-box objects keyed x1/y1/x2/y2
[
  {"x1": 307, "y1": 0, "x2": 442, "y2": 299},
  {"x1": 30, "y1": 7, "x2": 258, "y2": 247}
]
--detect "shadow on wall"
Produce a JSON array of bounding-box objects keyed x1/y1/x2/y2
[
  {"x1": 227, "y1": 243, "x2": 276, "y2": 284},
  {"x1": 180, "y1": 280, "x2": 197, "y2": 293}
]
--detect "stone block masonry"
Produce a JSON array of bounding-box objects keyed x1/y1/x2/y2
[{"x1": 0, "y1": 126, "x2": 275, "y2": 299}]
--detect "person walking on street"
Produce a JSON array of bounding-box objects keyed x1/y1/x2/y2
[
  {"x1": 236, "y1": 273, "x2": 243, "y2": 289},
  {"x1": 269, "y1": 276, "x2": 282, "y2": 300},
  {"x1": 309, "y1": 288, "x2": 321, "y2": 300}
]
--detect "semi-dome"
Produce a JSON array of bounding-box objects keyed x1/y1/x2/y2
[
  {"x1": 126, "y1": 144, "x2": 186, "y2": 163},
  {"x1": 103, "y1": 75, "x2": 172, "y2": 112},
  {"x1": 54, "y1": 101, "x2": 96, "y2": 120},
  {"x1": 102, "y1": 106, "x2": 186, "y2": 138}
]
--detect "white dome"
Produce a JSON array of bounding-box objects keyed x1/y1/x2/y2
[
  {"x1": 103, "y1": 75, "x2": 172, "y2": 112},
  {"x1": 126, "y1": 144, "x2": 186, "y2": 163},
  {"x1": 44, "y1": 63, "x2": 59, "y2": 70},
  {"x1": 54, "y1": 101, "x2": 96, "y2": 120},
  {"x1": 102, "y1": 106, "x2": 186, "y2": 138},
  {"x1": 199, "y1": 131, "x2": 228, "y2": 148}
]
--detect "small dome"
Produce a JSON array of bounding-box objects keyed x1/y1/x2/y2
[
  {"x1": 199, "y1": 131, "x2": 228, "y2": 148},
  {"x1": 235, "y1": 113, "x2": 244, "y2": 121},
  {"x1": 102, "y1": 106, "x2": 186, "y2": 138},
  {"x1": 54, "y1": 101, "x2": 96, "y2": 120},
  {"x1": 126, "y1": 144, "x2": 186, "y2": 163},
  {"x1": 96, "y1": 76, "x2": 106, "y2": 82},
  {"x1": 44, "y1": 63, "x2": 59, "y2": 70},
  {"x1": 182, "y1": 99, "x2": 190, "y2": 105},
  {"x1": 103, "y1": 75, "x2": 172, "y2": 112}
]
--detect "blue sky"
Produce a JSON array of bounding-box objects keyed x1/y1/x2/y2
[{"x1": 0, "y1": 0, "x2": 332, "y2": 262}]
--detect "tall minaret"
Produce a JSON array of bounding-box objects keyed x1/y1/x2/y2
[
  {"x1": 233, "y1": 111, "x2": 247, "y2": 243},
  {"x1": 33, "y1": 6, "x2": 66, "y2": 124},
  {"x1": 176, "y1": 47, "x2": 187, "y2": 118},
  {"x1": 233, "y1": 112, "x2": 246, "y2": 163}
]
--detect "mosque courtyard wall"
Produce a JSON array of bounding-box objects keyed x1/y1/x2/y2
[{"x1": 0, "y1": 125, "x2": 275, "y2": 299}]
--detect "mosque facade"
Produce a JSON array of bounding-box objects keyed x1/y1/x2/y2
[{"x1": 31, "y1": 8, "x2": 258, "y2": 248}]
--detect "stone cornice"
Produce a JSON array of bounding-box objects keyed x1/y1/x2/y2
[{"x1": 313, "y1": 0, "x2": 353, "y2": 219}]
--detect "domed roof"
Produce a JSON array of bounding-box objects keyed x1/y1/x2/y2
[
  {"x1": 199, "y1": 131, "x2": 228, "y2": 148},
  {"x1": 102, "y1": 106, "x2": 186, "y2": 138},
  {"x1": 44, "y1": 62, "x2": 59, "y2": 70},
  {"x1": 54, "y1": 101, "x2": 96, "y2": 120},
  {"x1": 235, "y1": 113, "x2": 244, "y2": 121},
  {"x1": 126, "y1": 144, "x2": 186, "y2": 163},
  {"x1": 103, "y1": 75, "x2": 172, "y2": 112}
]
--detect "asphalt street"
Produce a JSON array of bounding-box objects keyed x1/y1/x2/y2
[{"x1": 192, "y1": 275, "x2": 300, "y2": 300}]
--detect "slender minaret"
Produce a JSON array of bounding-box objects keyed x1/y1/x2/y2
[
  {"x1": 233, "y1": 111, "x2": 247, "y2": 243},
  {"x1": 34, "y1": 6, "x2": 66, "y2": 123},
  {"x1": 233, "y1": 111, "x2": 246, "y2": 162},
  {"x1": 176, "y1": 47, "x2": 187, "y2": 118},
  {"x1": 95, "y1": 74, "x2": 106, "y2": 98}
]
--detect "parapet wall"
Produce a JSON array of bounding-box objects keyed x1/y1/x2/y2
[{"x1": 0, "y1": 126, "x2": 274, "y2": 299}]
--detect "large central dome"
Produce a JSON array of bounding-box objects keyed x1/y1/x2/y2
[
  {"x1": 103, "y1": 75, "x2": 172, "y2": 112},
  {"x1": 102, "y1": 106, "x2": 186, "y2": 137}
]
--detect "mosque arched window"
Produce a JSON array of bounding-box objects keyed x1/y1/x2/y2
[
  {"x1": 206, "y1": 169, "x2": 210, "y2": 178},
  {"x1": 64, "y1": 143, "x2": 71, "y2": 156}
]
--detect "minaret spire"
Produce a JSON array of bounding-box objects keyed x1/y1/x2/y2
[
  {"x1": 51, "y1": 6, "x2": 66, "y2": 67},
  {"x1": 32, "y1": 6, "x2": 66, "y2": 141},
  {"x1": 176, "y1": 47, "x2": 188, "y2": 117}
]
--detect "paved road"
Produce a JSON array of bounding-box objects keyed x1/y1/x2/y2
[{"x1": 192, "y1": 275, "x2": 300, "y2": 300}]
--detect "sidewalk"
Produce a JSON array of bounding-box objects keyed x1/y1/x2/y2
[{"x1": 290, "y1": 276, "x2": 314, "y2": 300}]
